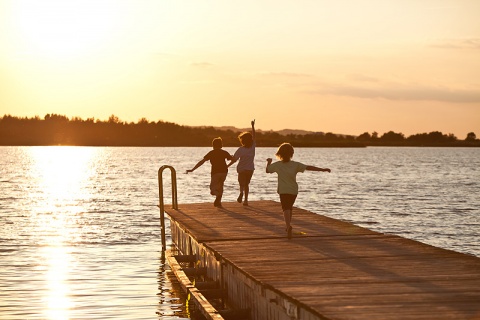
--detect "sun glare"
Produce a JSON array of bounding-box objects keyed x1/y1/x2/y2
[
  {"x1": 27, "y1": 146, "x2": 99, "y2": 319},
  {"x1": 30, "y1": 146, "x2": 97, "y2": 207},
  {"x1": 13, "y1": 0, "x2": 118, "y2": 59},
  {"x1": 43, "y1": 246, "x2": 73, "y2": 320}
]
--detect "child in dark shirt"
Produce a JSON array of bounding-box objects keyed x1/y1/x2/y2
[{"x1": 186, "y1": 137, "x2": 233, "y2": 207}]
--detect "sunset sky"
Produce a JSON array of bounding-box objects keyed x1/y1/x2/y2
[{"x1": 1, "y1": 0, "x2": 479, "y2": 138}]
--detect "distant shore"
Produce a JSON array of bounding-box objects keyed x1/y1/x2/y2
[{"x1": 1, "y1": 114, "x2": 479, "y2": 147}]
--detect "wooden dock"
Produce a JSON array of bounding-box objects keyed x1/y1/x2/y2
[{"x1": 165, "y1": 200, "x2": 480, "y2": 320}]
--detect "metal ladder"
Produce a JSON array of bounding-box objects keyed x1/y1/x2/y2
[{"x1": 158, "y1": 165, "x2": 178, "y2": 251}]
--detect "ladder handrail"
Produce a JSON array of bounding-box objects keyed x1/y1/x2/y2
[{"x1": 158, "y1": 165, "x2": 178, "y2": 251}]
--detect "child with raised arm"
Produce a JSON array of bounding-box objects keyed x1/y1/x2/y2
[
  {"x1": 266, "y1": 142, "x2": 331, "y2": 238},
  {"x1": 186, "y1": 137, "x2": 233, "y2": 207},
  {"x1": 228, "y1": 120, "x2": 256, "y2": 206}
]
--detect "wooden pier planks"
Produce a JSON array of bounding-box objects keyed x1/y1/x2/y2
[
  {"x1": 167, "y1": 200, "x2": 376, "y2": 241},
  {"x1": 165, "y1": 200, "x2": 480, "y2": 320}
]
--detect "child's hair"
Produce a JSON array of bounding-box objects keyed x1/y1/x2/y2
[
  {"x1": 275, "y1": 142, "x2": 294, "y2": 162},
  {"x1": 212, "y1": 137, "x2": 223, "y2": 149},
  {"x1": 238, "y1": 132, "x2": 253, "y2": 148}
]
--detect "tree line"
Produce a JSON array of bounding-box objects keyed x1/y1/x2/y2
[{"x1": 0, "y1": 114, "x2": 478, "y2": 147}]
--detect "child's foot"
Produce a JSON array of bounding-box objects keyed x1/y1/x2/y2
[
  {"x1": 237, "y1": 193, "x2": 243, "y2": 203},
  {"x1": 287, "y1": 226, "x2": 292, "y2": 239},
  {"x1": 213, "y1": 200, "x2": 222, "y2": 207},
  {"x1": 243, "y1": 200, "x2": 248, "y2": 206}
]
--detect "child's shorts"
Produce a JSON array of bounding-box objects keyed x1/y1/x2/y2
[
  {"x1": 237, "y1": 170, "x2": 254, "y2": 186},
  {"x1": 210, "y1": 172, "x2": 227, "y2": 195},
  {"x1": 279, "y1": 194, "x2": 297, "y2": 211}
]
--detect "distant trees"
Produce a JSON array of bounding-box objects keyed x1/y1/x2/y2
[
  {"x1": 380, "y1": 131, "x2": 405, "y2": 144},
  {"x1": 466, "y1": 132, "x2": 477, "y2": 141},
  {"x1": 0, "y1": 114, "x2": 478, "y2": 147},
  {"x1": 258, "y1": 131, "x2": 361, "y2": 147},
  {"x1": 355, "y1": 130, "x2": 479, "y2": 146},
  {"x1": 0, "y1": 114, "x2": 225, "y2": 146},
  {"x1": 357, "y1": 132, "x2": 372, "y2": 142}
]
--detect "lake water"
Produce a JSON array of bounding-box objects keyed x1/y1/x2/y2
[{"x1": 1, "y1": 146, "x2": 479, "y2": 319}]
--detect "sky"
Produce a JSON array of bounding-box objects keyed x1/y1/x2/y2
[{"x1": 1, "y1": 0, "x2": 479, "y2": 138}]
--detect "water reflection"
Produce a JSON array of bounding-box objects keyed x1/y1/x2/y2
[
  {"x1": 156, "y1": 246, "x2": 208, "y2": 320},
  {"x1": 2, "y1": 146, "x2": 476, "y2": 319},
  {"x1": 44, "y1": 246, "x2": 72, "y2": 320},
  {"x1": 157, "y1": 253, "x2": 193, "y2": 319},
  {"x1": 29, "y1": 146, "x2": 97, "y2": 211},
  {"x1": 27, "y1": 147, "x2": 98, "y2": 319}
]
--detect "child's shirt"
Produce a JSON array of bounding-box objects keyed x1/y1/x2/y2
[
  {"x1": 266, "y1": 160, "x2": 307, "y2": 194},
  {"x1": 233, "y1": 141, "x2": 256, "y2": 173},
  {"x1": 204, "y1": 149, "x2": 233, "y2": 174}
]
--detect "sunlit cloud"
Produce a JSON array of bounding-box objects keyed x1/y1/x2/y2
[
  {"x1": 258, "y1": 72, "x2": 314, "y2": 78},
  {"x1": 309, "y1": 83, "x2": 480, "y2": 103},
  {"x1": 430, "y1": 38, "x2": 480, "y2": 50},
  {"x1": 228, "y1": 69, "x2": 480, "y2": 104}
]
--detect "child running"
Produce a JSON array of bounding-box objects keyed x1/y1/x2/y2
[
  {"x1": 228, "y1": 120, "x2": 256, "y2": 206},
  {"x1": 186, "y1": 137, "x2": 233, "y2": 207},
  {"x1": 266, "y1": 142, "x2": 331, "y2": 238}
]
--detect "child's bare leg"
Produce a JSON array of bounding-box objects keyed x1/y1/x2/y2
[
  {"x1": 213, "y1": 173, "x2": 227, "y2": 207},
  {"x1": 209, "y1": 182, "x2": 216, "y2": 196},
  {"x1": 283, "y1": 209, "x2": 292, "y2": 229},
  {"x1": 237, "y1": 185, "x2": 244, "y2": 203},
  {"x1": 214, "y1": 192, "x2": 223, "y2": 207},
  {"x1": 284, "y1": 209, "x2": 292, "y2": 238},
  {"x1": 243, "y1": 184, "x2": 249, "y2": 205},
  {"x1": 237, "y1": 176, "x2": 245, "y2": 203}
]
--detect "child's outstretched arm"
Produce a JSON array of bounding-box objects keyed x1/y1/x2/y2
[
  {"x1": 306, "y1": 165, "x2": 331, "y2": 173},
  {"x1": 265, "y1": 158, "x2": 272, "y2": 173},
  {"x1": 185, "y1": 159, "x2": 207, "y2": 174},
  {"x1": 227, "y1": 158, "x2": 237, "y2": 168},
  {"x1": 251, "y1": 119, "x2": 256, "y2": 141}
]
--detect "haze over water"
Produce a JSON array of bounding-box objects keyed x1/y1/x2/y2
[{"x1": 1, "y1": 146, "x2": 479, "y2": 319}]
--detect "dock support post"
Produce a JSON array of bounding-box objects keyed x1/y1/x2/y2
[{"x1": 158, "y1": 165, "x2": 178, "y2": 251}]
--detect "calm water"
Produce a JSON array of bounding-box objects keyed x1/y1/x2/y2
[{"x1": 1, "y1": 146, "x2": 479, "y2": 319}]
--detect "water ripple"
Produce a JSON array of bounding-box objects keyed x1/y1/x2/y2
[{"x1": 0, "y1": 146, "x2": 479, "y2": 319}]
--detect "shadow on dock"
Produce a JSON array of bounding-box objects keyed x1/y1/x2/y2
[{"x1": 164, "y1": 200, "x2": 480, "y2": 320}]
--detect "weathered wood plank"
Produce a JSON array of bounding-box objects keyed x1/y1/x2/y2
[
  {"x1": 165, "y1": 200, "x2": 480, "y2": 320},
  {"x1": 166, "y1": 200, "x2": 377, "y2": 242}
]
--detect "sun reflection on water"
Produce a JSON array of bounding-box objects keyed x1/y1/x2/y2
[
  {"x1": 30, "y1": 146, "x2": 97, "y2": 208},
  {"x1": 43, "y1": 246, "x2": 73, "y2": 320},
  {"x1": 27, "y1": 146, "x2": 99, "y2": 319}
]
